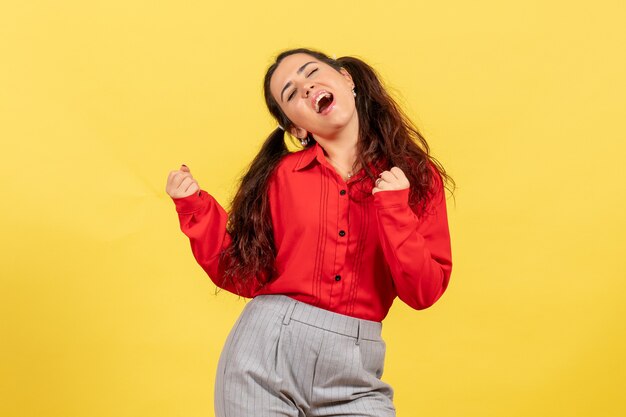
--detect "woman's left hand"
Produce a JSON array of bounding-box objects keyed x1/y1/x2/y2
[{"x1": 372, "y1": 167, "x2": 410, "y2": 195}]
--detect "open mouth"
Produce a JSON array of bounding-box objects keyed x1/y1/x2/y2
[{"x1": 315, "y1": 92, "x2": 334, "y2": 113}]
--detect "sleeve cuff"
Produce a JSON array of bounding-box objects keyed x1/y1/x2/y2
[
  {"x1": 372, "y1": 187, "x2": 410, "y2": 208},
  {"x1": 171, "y1": 189, "x2": 209, "y2": 214}
]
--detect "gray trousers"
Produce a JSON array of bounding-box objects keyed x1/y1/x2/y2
[{"x1": 215, "y1": 294, "x2": 396, "y2": 417}]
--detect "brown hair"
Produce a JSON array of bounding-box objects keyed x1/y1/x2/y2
[{"x1": 217, "y1": 47, "x2": 455, "y2": 297}]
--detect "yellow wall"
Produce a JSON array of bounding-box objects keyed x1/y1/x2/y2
[{"x1": 1, "y1": 1, "x2": 625, "y2": 416}]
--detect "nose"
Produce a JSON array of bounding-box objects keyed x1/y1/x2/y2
[{"x1": 302, "y1": 83, "x2": 315, "y2": 98}]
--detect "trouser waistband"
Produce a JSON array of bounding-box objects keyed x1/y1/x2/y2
[{"x1": 249, "y1": 294, "x2": 383, "y2": 345}]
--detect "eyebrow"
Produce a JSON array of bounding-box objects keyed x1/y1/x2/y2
[{"x1": 280, "y1": 61, "x2": 316, "y2": 102}]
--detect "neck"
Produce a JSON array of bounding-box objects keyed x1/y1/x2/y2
[{"x1": 313, "y1": 112, "x2": 360, "y2": 172}]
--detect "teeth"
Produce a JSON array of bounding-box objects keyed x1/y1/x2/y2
[{"x1": 315, "y1": 92, "x2": 331, "y2": 113}]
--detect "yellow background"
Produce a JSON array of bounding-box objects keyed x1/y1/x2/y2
[{"x1": 1, "y1": 1, "x2": 625, "y2": 416}]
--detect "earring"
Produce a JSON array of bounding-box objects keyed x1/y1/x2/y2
[
  {"x1": 297, "y1": 129, "x2": 310, "y2": 146},
  {"x1": 352, "y1": 87, "x2": 356, "y2": 97}
]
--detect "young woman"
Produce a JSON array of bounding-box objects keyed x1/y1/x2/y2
[{"x1": 166, "y1": 48, "x2": 454, "y2": 417}]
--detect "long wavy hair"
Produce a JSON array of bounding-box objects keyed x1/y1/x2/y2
[{"x1": 217, "y1": 47, "x2": 456, "y2": 297}]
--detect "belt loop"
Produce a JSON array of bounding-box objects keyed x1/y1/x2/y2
[
  {"x1": 355, "y1": 321, "x2": 362, "y2": 345},
  {"x1": 282, "y1": 300, "x2": 297, "y2": 325}
]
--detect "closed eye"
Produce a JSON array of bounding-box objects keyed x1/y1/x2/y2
[{"x1": 287, "y1": 68, "x2": 319, "y2": 101}]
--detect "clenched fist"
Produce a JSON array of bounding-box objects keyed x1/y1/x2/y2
[
  {"x1": 372, "y1": 166, "x2": 410, "y2": 195},
  {"x1": 166, "y1": 164, "x2": 200, "y2": 199}
]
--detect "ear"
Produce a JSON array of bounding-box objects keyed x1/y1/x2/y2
[
  {"x1": 289, "y1": 126, "x2": 308, "y2": 139},
  {"x1": 339, "y1": 67, "x2": 354, "y2": 88}
]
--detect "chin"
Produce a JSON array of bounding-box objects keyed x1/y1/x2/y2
[{"x1": 307, "y1": 105, "x2": 358, "y2": 138}]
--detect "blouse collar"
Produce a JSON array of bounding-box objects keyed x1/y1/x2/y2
[{"x1": 292, "y1": 141, "x2": 386, "y2": 183}]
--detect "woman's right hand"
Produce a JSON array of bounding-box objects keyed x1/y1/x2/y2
[{"x1": 166, "y1": 165, "x2": 200, "y2": 199}]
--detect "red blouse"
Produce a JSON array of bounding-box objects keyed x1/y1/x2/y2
[{"x1": 171, "y1": 141, "x2": 452, "y2": 322}]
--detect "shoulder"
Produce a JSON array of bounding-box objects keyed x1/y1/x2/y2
[
  {"x1": 427, "y1": 161, "x2": 444, "y2": 188},
  {"x1": 273, "y1": 148, "x2": 309, "y2": 175},
  {"x1": 402, "y1": 158, "x2": 446, "y2": 217},
  {"x1": 268, "y1": 148, "x2": 309, "y2": 188},
  {"x1": 423, "y1": 161, "x2": 446, "y2": 210},
  {"x1": 282, "y1": 148, "x2": 308, "y2": 166}
]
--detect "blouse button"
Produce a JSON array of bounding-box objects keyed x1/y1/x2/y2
[
  {"x1": 340, "y1": 189, "x2": 346, "y2": 195},
  {"x1": 335, "y1": 275, "x2": 342, "y2": 281},
  {"x1": 338, "y1": 230, "x2": 346, "y2": 237}
]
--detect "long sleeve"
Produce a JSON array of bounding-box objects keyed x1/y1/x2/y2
[
  {"x1": 372, "y1": 167, "x2": 453, "y2": 310},
  {"x1": 171, "y1": 189, "x2": 257, "y2": 298}
]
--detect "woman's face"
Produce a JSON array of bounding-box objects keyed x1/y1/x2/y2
[{"x1": 269, "y1": 53, "x2": 357, "y2": 139}]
